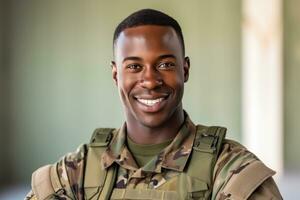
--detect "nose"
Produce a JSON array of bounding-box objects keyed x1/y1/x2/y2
[{"x1": 140, "y1": 67, "x2": 163, "y2": 89}]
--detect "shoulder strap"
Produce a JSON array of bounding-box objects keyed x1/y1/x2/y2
[
  {"x1": 193, "y1": 125, "x2": 226, "y2": 154},
  {"x1": 84, "y1": 128, "x2": 117, "y2": 200},
  {"x1": 183, "y1": 125, "x2": 226, "y2": 198},
  {"x1": 89, "y1": 128, "x2": 114, "y2": 145}
]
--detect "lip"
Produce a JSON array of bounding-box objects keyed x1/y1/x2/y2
[{"x1": 134, "y1": 94, "x2": 169, "y2": 113}]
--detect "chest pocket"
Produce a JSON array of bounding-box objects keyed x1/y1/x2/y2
[
  {"x1": 110, "y1": 188, "x2": 178, "y2": 200},
  {"x1": 109, "y1": 179, "x2": 208, "y2": 200},
  {"x1": 186, "y1": 180, "x2": 208, "y2": 200},
  {"x1": 178, "y1": 174, "x2": 209, "y2": 200}
]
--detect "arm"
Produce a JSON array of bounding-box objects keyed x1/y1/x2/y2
[
  {"x1": 25, "y1": 144, "x2": 87, "y2": 200},
  {"x1": 212, "y1": 140, "x2": 282, "y2": 200}
]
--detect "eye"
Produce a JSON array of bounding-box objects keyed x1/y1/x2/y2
[
  {"x1": 157, "y1": 62, "x2": 175, "y2": 70},
  {"x1": 126, "y1": 63, "x2": 142, "y2": 71}
]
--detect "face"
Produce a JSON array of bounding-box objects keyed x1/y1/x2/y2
[{"x1": 112, "y1": 25, "x2": 190, "y2": 128}]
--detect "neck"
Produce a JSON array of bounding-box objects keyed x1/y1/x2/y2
[{"x1": 126, "y1": 108, "x2": 185, "y2": 145}]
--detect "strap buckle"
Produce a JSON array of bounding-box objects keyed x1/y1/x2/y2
[
  {"x1": 193, "y1": 126, "x2": 221, "y2": 153},
  {"x1": 90, "y1": 128, "x2": 114, "y2": 147}
]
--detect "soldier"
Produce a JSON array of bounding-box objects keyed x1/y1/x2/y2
[{"x1": 26, "y1": 9, "x2": 282, "y2": 200}]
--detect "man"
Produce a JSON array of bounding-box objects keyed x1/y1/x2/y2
[{"x1": 26, "y1": 9, "x2": 282, "y2": 200}]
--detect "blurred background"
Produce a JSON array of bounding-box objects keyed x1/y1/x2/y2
[{"x1": 0, "y1": 0, "x2": 299, "y2": 199}]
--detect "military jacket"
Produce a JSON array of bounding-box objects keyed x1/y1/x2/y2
[{"x1": 26, "y1": 116, "x2": 282, "y2": 200}]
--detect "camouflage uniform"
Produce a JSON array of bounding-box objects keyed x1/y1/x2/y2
[{"x1": 25, "y1": 115, "x2": 282, "y2": 200}]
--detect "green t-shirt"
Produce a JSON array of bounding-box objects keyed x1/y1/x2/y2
[{"x1": 127, "y1": 136, "x2": 172, "y2": 167}]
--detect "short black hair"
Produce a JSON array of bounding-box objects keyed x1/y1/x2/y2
[{"x1": 113, "y1": 9, "x2": 185, "y2": 55}]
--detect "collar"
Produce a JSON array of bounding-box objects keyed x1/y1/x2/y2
[{"x1": 101, "y1": 112, "x2": 197, "y2": 173}]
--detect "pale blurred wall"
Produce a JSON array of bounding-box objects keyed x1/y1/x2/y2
[
  {"x1": 284, "y1": 0, "x2": 300, "y2": 171},
  {"x1": 2, "y1": 0, "x2": 242, "y2": 185}
]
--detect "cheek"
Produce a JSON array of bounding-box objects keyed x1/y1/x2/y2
[
  {"x1": 163, "y1": 71, "x2": 184, "y2": 90},
  {"x1": 118, "y1": 71, "x2": 136, "y2": 98},
  {"x1": 116, "y1": 70, "x2": 127, "y2": 101}
]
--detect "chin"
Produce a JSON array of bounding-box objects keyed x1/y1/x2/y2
[{"x1": 137, "y1": 112, "x2": 171, "y2": 128}]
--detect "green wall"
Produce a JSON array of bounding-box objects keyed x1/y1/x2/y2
[
  {"x1": 0, "y1": 0, "x2": 5, "y2": 185},
  {"x1": 3, "y1": 0, "x2": 241, "y2": 183},
  {"x1": 284, "y1": 0, "x2": 300, "y2": 170},
  {"x1": 0, "y1": 0, "x2": 12, "y2": 186},
  {"x1": 2, "y1": 0, "x2": 300, "y2": 187}
]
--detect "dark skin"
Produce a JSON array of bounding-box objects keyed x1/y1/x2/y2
[{"x1": 112, "y1": 25, "x2": 190, "y2": 144}]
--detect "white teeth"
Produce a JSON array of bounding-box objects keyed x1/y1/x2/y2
[{"x1": 137, "y1": 98, "x2": 164, "y2": 106}]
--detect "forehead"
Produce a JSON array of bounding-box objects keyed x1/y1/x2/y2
[{"x1": 114, "y1": 25, "x2": 183, "y2": 58}]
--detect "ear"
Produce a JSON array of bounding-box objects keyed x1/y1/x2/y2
[
  {"x1": 183, "y1": 57, "x2": 190, "y2": 82},
  {"x1": 111, "y1": 61, "x2": 118, "y2": 85}
]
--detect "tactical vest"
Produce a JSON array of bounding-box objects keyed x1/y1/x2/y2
[
  {"x1": 84, "y1": 125, "x2": 226, "y2": 200},
  {"x1": 31, "y1": 125, "x2": 226, "y2": 200}
]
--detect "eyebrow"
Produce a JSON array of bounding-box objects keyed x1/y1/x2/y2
[
  {"x1": 122, "y1": 56, "x2": 142, "y2": 63},
  {"x1": 158, "y1": 54, "x2": 176, "y2": 60},
  {"x1": 122, "y1": 54, "x2": 176, "y2": 63}
]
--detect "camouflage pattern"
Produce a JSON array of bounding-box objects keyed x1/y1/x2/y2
[
  {"x1": 25, "y1": 145, "x2": 87, "y2": 200},
  {"x1": 26, "y1": 115, "x2": 282, "y2": 199},
  {"x1": 56, "y1": 144, "x2": 86, "y2": 199},
  {"x1": 212, "y1": 140, "x2": 282, "y2": 199},
  {"x1": 101, "y1": 115, "x2": 196, "y2": 191},
  {"x1": 212, "y1": 139, "x2": 258, "y2": 199}
]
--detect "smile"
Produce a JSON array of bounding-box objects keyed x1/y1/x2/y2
[{"x1": 137, "y1": 98, "x2": 164, "y2": 106}]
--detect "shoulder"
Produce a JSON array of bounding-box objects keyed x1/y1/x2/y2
[
  {"x1": 214, "y1": 139, "x2": 258, "y2": 177},
  {"x1": 212, "y1": 139, "x2": 282, "y2": 199},
  {"x1": 27, "y1": 128, "x2": 117, "y2": 200},
  {"x1": 29, "y1": 144, "x2": 88, "y2": 200}
]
